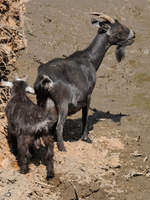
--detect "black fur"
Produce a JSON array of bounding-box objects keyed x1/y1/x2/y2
[
  {"x1": 116, "y1": 45, "x2": 126, "y2": 62},
  {"x1": 5, "y1": 80, "x2": 56, "y2": 179}
]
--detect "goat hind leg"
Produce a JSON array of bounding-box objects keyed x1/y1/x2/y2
[
  {"x1": 81, "y1": 95, "x2": 92, "y2": 143},
  {"x1": 17, "y1": 135, "x2": 31, "y2": 174},
  {"x1": 42, "y1": 135, "x2": 54, "y2": 180},
  {"x1": 7, "y1": 130, "x2": 17, "y2": 155}
]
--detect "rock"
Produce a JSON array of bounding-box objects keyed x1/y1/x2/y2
[
  {"x1": 143, "y1": 156, "x2": 148, "y2": 162},
  {"x1": 135, "y1": 136, "x2": 141, "y2": 142},
  {"x1": 131, "y1": 150, "x2": 142, "y2": 157},
  {"x1": 125, "y1": 170, "x2": 144, "y2": 180},
  {"x1": 145, "y1": 172, "x2": 150, "y2": 177},
  {"x1": 4, "y1": 192, "x2": 11, "y2": 197},
  {"x1": 107, "y1": 155, "x2": 121, "y2": 169}
]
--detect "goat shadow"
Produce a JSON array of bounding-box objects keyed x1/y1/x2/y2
[{"x1": 63, "y1": 107, "x2": 128, "y2": 142}]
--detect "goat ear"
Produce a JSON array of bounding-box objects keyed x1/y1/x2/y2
[
  {"x1": 1, "y1": 80, "x2": 13, "y2": 88},
  {"x1": 91, "y1": 18, "x2": 111, "y2": 33},
  {"x1": 100, "y1": 23, "x2": 111, "y2": 33},
  {"x1": 91, "y1": 18, "x2": 101, "y2": 28},
  {"x1": 25, "y1": 86, "x2": 35, "y2": 94}
]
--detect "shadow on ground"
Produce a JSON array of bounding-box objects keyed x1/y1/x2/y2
[
  {"x1": 63, "y1": 107, "x2": 128, "y2": 142},
  {"x1": 3, "y1": 106, "x2": 128, "y2": 177}
]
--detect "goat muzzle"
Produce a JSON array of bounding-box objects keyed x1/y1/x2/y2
[
  {"x1": 126, "y1": 29, "x2": 135, "y2": 45},
  {"x1": 115, "y1": 33, "x2": 135, "y2": 62}
]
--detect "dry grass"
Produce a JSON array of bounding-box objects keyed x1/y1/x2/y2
[{"x1": 0, "y1": 0, "x2": 27, "y2": 108}]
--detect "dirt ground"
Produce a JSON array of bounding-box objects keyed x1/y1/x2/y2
[{"x1": 0, "y1": 0, "x2": 150, "y2": 199}]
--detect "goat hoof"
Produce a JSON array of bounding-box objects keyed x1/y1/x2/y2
[
  {"x1": 46, "y1": 172, "x2": 54, "y2": 180},
  {"x1": 82, "y1": 137, "x2": 92, "y2": 144},
  {"x1": 58, "y1": 145, "x2": 66, "y2": 152},
  {"x1": 20, "y1": 168, "x2": 28, "y2": 174},
  {"x1": 59, "y1": 147, "x2": 67, "y2": 152},
  {"x1": 11, "y1": 149, "x2": 17, "y2": 156}
]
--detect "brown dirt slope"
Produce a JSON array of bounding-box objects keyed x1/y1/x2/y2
[{"x1": 0, "y1": 0, "x2": 150, "y2": 200}]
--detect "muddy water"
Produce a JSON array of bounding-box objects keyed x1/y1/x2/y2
[{"x1": 4, "y1": 0, "x2": 150, "y2": 199}]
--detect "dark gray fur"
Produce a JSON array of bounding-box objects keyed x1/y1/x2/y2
[
  {"x1": 4, "y1": 79, "x2": 56, "y2": 179},
  {"x1": 34, "y1": 17, "x2": 135, "y2": 151}
]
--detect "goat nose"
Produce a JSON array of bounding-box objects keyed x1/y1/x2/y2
[
  {"x1": 133, "y1": 31, "x2": 136, "y2": 38},
  {"x1": 131, "y1": 30, "x2": 136, "y2": 38},
  {"x1": 128, "y1": 29, "x2": 135, "y2": 39}
]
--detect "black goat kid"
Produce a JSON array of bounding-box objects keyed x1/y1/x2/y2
[
  {"x1": 1, "y1": 77, "x2": 56, "y2": 180},
  {"x1": 34, "y1": 13, "x2": 135, "y2": 152}
]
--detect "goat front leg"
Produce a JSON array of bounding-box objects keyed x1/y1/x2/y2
[
  {"x1": 56, "y1": 102, "x2": 68, "y2": 152},
  {"x1": 81, "y1": 95, "x2": 92, "y2": 143},
  {"x1": 42, "y1": 135, "x2": 54, "y2": 180}
]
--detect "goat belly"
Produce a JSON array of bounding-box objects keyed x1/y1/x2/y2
[{"x1": 68, "y1": 102, "x2": 86, "y2": 115}]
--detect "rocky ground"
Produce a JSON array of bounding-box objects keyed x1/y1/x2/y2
[{"x1": 0, "y1": 0, "x2": 150, "y2": 199}]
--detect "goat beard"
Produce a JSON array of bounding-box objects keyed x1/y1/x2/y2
[{"x1": 115, "y1": 45, "x2": 126, "y2": 62}]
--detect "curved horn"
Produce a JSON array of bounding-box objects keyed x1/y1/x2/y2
[
  {"x1": 90, "y1": 12, "x2": 115, "y2": 24},
  {"x1": 99, "y1": 14, "x2": 115, "y2": 24},
  {"x1": 89, "y1": 12, "x2": 103, "y2": 16}
]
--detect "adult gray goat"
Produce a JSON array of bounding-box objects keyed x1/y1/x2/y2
[{"x1": 34, "y1": 13, "x2": 135, "y2": 151}]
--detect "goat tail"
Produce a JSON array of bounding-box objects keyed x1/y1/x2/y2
[{"x1": 41, "y1": 74, "x2": 54, "y2": 89}]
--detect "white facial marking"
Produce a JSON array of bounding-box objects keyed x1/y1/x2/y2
[
  {"x1": 128, "y1": 29, "x2": 134, "y2": 39},
  {"x1": 106, "y1": 29, "x2": 111, "y2": 36},
  {"x1": 93, "y1": 21, "x2": 100, "y2": 28}
]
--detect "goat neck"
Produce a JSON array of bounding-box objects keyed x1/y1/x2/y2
[{"x1": 86, "y1": 33, "x2": 111, "y2": 71}]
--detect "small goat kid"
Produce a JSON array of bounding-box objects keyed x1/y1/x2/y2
[
  {"x1": 1, "y1": 77, "x2": 56, "y2": 180},
  {"x1": 34, "y1": 13, "x2": 135, "y2": 152}
]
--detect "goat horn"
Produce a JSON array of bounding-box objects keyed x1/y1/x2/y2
[
  {"x1": 99, "y1": 14, "x2": 115, "y2": 24},
  {"x1": 89, "y1": 12, "x2": 103, "y2": 16},
  {"x1": 90, "y1": 12, "x2": 115, "y2": 24}
]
